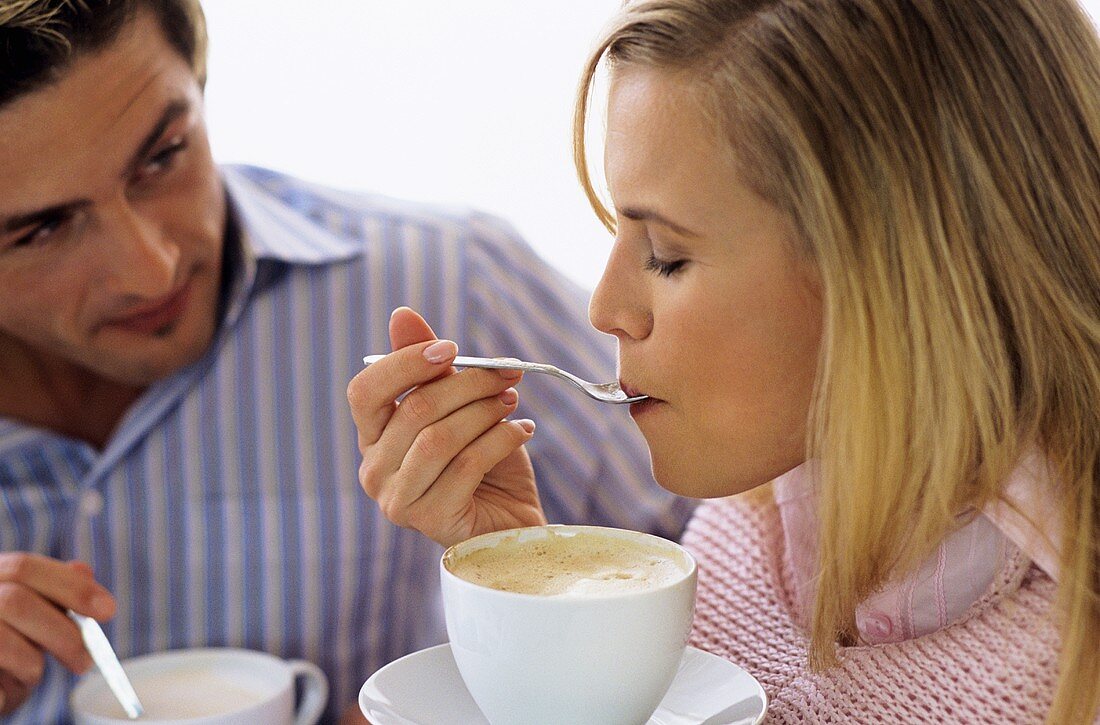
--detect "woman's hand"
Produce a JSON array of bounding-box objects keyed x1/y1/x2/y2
[{"x1": 348, "y1": 307, "x2": 546, "y2": 547}]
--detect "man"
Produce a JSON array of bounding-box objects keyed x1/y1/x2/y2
[{"x1": 0, "y1": 1, "x2": 694, "y2": 722}]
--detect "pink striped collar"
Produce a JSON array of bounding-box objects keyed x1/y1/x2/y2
[{"x1": 773, "y1": 450, "x2": 1059, "y2": 644}]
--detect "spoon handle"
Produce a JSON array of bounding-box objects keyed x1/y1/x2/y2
[
  {"x1": 362, "y1": 354, "x2": 556, "y2": 374},
  {"x1": 69, "y1": 611, "x2": 144, "y2": 719},
  {"x1": 450, "y1": 356, "x2": 558, "y2": 374}
]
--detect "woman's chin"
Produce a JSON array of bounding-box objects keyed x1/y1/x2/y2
[{"x1": 652, "y1": 461, "x2": 778, "y2": 500}]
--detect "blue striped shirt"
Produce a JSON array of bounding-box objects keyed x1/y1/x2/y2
[{"x1": 0, "y1": 166, "x2": 696, "y2": 724}]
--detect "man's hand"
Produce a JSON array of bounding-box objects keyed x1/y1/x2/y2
[
  {"x1": 348, "y1": 307, "x2": 546, "y2": 547},
  {"x1": 339, "y1": 701, "x2": 370, "y2": 724},
  {"x1": 0, "y1": 555, "x2": 115, "y2": 715}
]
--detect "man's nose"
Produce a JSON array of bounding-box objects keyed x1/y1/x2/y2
[
  {"x1": 588, "y1": 237, "x2": 652, "y2": 342},
  {"x1": 96, "y1": 197, "x2": 180, "y2": 297}
]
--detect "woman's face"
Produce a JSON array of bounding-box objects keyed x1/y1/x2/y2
[{"x1": 589, "y1": 67, "x2": 823, "y2": 498}]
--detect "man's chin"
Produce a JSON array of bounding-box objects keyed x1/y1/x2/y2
[
  {"x1": 87, "y1": 362, "x2": 179, "y2": 388},
  {"x1": 84, "y1": 337, "x2": 212, "y2": 387}
]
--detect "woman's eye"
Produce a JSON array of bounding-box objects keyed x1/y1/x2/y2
[{"x1": 644, "y1": 253, "x2": 687, "y2": 277}]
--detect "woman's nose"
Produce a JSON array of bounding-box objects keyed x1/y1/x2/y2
[{"x1": 589, "y1": 238, "x2": 652, "y2": 341}]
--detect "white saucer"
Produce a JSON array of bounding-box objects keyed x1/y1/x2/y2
[{"x1": 359, "y1": 643, "x2": 767, "y2": 725}]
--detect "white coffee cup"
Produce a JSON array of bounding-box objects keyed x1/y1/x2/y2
[
  {"x1": 70, "y1": 647, "x2": 328, "y2": 725},
  {"x1": 441, "y1": 525, "x2": 697, "y2": 725}
]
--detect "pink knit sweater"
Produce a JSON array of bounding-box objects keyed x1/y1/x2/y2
[{"x1": 682, "y1": 496, "x2": 1064, "y2": 723}]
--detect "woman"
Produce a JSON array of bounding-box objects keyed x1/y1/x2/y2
[{"x1": 348, "y1": 0, "x2": 1099, "y2": 721}]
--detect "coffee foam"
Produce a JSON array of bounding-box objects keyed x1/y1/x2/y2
[{"x1": 447, "y1": 530, "x2": 688, "y2": 596}]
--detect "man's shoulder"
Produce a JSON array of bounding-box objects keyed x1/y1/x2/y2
[{"x1": 224, "y1": 164, "x2": 527, "y2": 252}]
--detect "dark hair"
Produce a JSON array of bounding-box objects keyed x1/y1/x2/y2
[{"x1": 0, "y1": 0, "x2": 207, "y2": 108}]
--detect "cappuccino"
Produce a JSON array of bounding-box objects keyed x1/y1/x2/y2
[{"x1": 446, "y1": 528, "x2": 689, "y2": 596}]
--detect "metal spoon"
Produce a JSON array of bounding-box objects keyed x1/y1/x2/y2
[
  {"x1": 68, "y1": 611, "x2": 144, "y2": 719},
  {"x1": 362, "y1": 354, "x2": 648, "y2": 405}
]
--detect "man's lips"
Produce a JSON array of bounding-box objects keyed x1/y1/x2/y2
[{"x1": 105, "y1": 278, "x2": 193, "y2": 334}]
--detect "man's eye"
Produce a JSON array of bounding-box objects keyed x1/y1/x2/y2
[
  {"x1": 644, "y1": 253, "x2": 687, "y2": 277},
  {"x1": 140, "y1": 136, "x2": 188, "y2": 177},
  {"x1": 10, "y1": 217, "x2": 65, "y2": 249}
]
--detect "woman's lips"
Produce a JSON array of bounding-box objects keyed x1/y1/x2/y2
[
  {"x1": 629, "y1": 397, "x2": 661, "y2": 417},
  {"x1": 621, "y1": 381, "x2": 662, "y2": 416},
  {"x1": 106, "y1": 278, "x2": 193, "y2": 335}
]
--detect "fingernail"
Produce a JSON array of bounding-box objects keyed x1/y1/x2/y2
[
  {"x1": 498, "y1": 368, "x2": 522, "y2": 379},
  {"x1": 390, "y1": 306, "x2": 411, "y2": 319},
  {"x1": 516, "y1": 419, "x2": 536, "y2": 434},
  {"x1": 423, "y1": 340, "x2": 457, "y2": 364},
  {"x1": 499, "y1": 388, "x2": 518, "y2": 405}
]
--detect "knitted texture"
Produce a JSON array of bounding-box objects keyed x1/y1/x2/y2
[{"x1": 683, "y1": 497, "x2": 1065, "y2": 724}]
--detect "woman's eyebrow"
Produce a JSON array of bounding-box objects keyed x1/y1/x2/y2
[{"x1": 617, "y1": 205, "x2": 701, "y2": 238}]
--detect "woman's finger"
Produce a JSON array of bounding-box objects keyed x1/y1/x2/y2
[
  {"x1": 359, "y1": 367, "x2": 522, "y2": 501},
  {"x1": 378, "y1": 367, "x2": 521, "y2": 461},
  {"x1": 348, "y1": 306, "x2": 444, "y2": 449},
  {"x1": 403, "y1": 418, "x2": 538, "y2": 536},
  {"x1": 347, "y1": 339, "x2": 460, "y2": 446},
  {"x1": 388, "y1": 306, "x2": 439, "y2": 351},
  {"x1": 371, "y1": 387, "x2": 522, "y2": 521}
]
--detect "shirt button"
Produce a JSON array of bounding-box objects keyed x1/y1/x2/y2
[
  {"x1": 857, "y1": 611, "x2": 895, "y2": 643},
  {"x1": 80, "y1": 491, "x2": 105, "y2": 517}
]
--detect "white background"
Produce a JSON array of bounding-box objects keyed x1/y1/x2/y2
[{"x1": 204, "y1": 1, "x2": 1100, "y2": 290}]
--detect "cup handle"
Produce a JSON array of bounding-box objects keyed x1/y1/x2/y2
[{"x1": 286, "y1": 659, "x2": 329, "y2": 725}]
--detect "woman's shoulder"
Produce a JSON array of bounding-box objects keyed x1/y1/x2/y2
[
  {"x1": 813, "y1": 563, "x2": 1060, "y2": 722},
  {"x1": 682, "y1": 489, "x2": 1063, "y2": 722}
]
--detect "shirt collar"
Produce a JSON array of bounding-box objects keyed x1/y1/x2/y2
[
  {"x1": 217, "y1": 165, "x2": 364, "y2": 330},
  {"x1": 773, "y1": 450, "x2": 1061, "y2": 640},
  {"x1": 774, "y1": 449, "x2": 1060, "y2": 583},
  {"x1": 221, "y1": 165, "x2": 363, "y2": 266},
  {"x1": 983, "y1": 447, "x2": 1062, "y2": 581}
]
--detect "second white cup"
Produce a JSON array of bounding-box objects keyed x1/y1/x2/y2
[{"x1": 70, "y1": 647, "x2": 328, "y2": 725}]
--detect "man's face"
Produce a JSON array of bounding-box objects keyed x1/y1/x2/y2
[{"x1": 0, "y1": 10, "x2": 225, "y2": 387}]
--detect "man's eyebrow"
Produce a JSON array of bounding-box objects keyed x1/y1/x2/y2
[
  {"x1": 0, "y1": 100, "x2": 192, "y2": 234},
  {"x1": 2, "y1": 200, "x2": 92, "y2": 234},
  {"x1": 121, "y1": 98, "x2": 191, "y2": 179},
  {"x1": 617, "y1": 206, "x2": 701, "y2": 238}
]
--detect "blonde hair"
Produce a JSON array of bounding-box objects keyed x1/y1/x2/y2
[{"x1": 575, "y1": 1, "x2": 1100, "y2": 721}]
